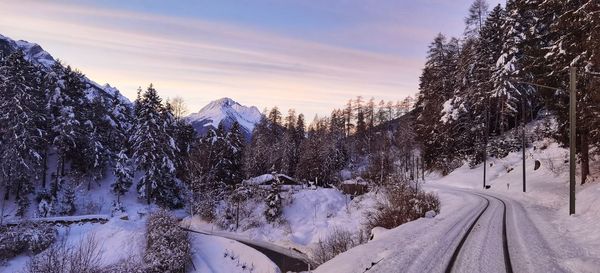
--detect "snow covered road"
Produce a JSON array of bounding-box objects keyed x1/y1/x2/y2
[{"x1": 315, "y1": 184, "x2": 582, "y2": 273}]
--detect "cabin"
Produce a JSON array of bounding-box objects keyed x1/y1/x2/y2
[
  {"x1": 339, "y1": 177, "x2": 369, "y2": 196},
  {"x1": 242, "y1": 173, "x2": 303, "y2": 191}
]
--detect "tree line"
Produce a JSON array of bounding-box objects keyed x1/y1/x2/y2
[
  {"x1": 414, "y1": 0, "x2": 600, "y2": 183},
  {"x1": 0, "y1": 47, "x2": 420, "y2": 219}
]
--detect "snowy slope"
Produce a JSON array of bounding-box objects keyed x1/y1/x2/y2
[
  {"x1": 0, "y1": 34, "x2": 56, "y2": 69},
  {"x1": 0, "y1": 33, "x2": 132, "y2": 106},
  {"x1": 187, "y1": 97, "x2": 262, "y2": 138},
  {"x1": 315, "y1": 138, "x2": 600, "y2": 273}
]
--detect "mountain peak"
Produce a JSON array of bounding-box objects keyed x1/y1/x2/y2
[{"x1": 187, "y1": 98, "x2": 262, "y2": 139}]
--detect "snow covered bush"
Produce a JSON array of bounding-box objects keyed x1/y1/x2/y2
[
  {"x1": 312, "y1": 226, "x2": 367, "y2": 265},
  {"x1": 214, "y1": 186, "x2": 267, "y2": 231},
  {"x1": 144, "y1": 209, "x2": 190, "y2": 273},
  {"x1": 365, "y1": 183, "x2": 440, "y2": 231},
  {"x1": 35, "y1": 190, "x2": 53, "y2": 217},
  {"x1": 52, "y1": 179, "x2": 77, "y2": 215},
  {"x1": 26, "y1": 233, "x2": 102, "y2": 273},
  {"x1": 487, "y1": 132, "x2": 522, "y2": 160},
  {"x1": 0, "y1": 222, "x2": 56, "y2": 262},
  {"x1": 110, "y1": 200, "x2": 126, "y2": 217},
  {"x1": 264, "y1": 177, "x2": 283, "y2": 223},
  {"x1": 103, "y1": 256, "x2": 144, "y2": 273},
  {"x1": 19, "y1": 222, "x2": 57, "y2": 254}
]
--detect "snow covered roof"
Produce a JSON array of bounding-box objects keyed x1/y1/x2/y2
[
  {"x1": 341, "y1": 177, "x2": 369, "y2": 185},
  {"x1": 242, "y1": 174, "x2": 298, "y2": 186}
]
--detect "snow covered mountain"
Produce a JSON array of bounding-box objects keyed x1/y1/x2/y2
[
  {"x1": 187, "y1": 98, "x2": 262, "y2": 139},
  {"x1": 0, "y1": 33, "x2": 132, "y2": 106}
]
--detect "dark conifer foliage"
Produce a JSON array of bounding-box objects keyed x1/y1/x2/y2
[
  {"x1": 414, "y1": 0, "x2": 600, "y2": 182},
  {"x1": 131, "y1": 85, "x2": 182, "y2": 207},
  {"x1": 0, "y1": 51, "x2": 47, "y2": 215}
]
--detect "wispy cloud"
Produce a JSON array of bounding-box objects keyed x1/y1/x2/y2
[{"x1": 1, "y1": 0, "x2": 430, "y2": 117}]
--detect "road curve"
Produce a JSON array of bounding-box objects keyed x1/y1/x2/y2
[{"x1": 181, "y1": 227, "x2": 311, "y2": 272}]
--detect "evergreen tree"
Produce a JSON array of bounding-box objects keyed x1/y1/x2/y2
[
  {"x1": 131, "y1": 84, "x2": 181, "y2": 207},
  {"x1": 227, "y1": 121, "x2": 245, "y2": 184},
  {"x1": 414, "y1": 34, "x2": 460, "y2": 172},
  {"x1": 264, "y1": 176, "x2": 282, "y2": 223},
  {"x1": 0, "y1": 51, "x2": 47, "y2": 215},
  {"x1": 491, "y1": 0, "x2": 534, "y2": 134},
  {"x1": 543, "y1": 0, "x2": 600, "y2": 184},
  {"x1": 112, "y1": 150, "x2": 133, "y2": 203},
  {"x1": 48, "y1": 65, "x2": 86, "y2": 194}
]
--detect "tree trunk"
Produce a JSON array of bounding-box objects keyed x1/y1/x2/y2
[
  {"x1": 581, "y1": 130, "x2": 590, "y2": 185},
  {"x1": 41, "y1": 150, "x2": 48, "y2": 188},
  {"x1": 146, "y1": 178, "x2": 151, "y2": 205},
  {"x1": 61, "y1": 157, "x2": 65, "y2": 176},
  {"x1": 0, "y1": 186, "x2": 8, "y2": 225},
  {"x1": 53, "y1": 157, "x2": 60, "y2": 197}
]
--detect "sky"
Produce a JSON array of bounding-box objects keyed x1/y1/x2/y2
[{"x1": 0, "y1": 0, "x2": 502, "y2": 118}]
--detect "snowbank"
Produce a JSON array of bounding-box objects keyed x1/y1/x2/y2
[{"x1": 189, "y1": 233, "x2": 280, "y2": 273}]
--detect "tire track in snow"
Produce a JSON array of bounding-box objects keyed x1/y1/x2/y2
[
  {"x1": 445, "y1": 191, "x2": 514, "y2": 273},
  {"x1": 445, "y1": 193, "x2": 490, "y2": 273}
]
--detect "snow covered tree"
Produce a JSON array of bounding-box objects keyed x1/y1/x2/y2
[
  {"x1": 296, "y1": 116, "x2": 347, "y2": 185},
  {"x1": 264, "y1": 175, "x2": 282, "y2": 223},
  {"x1": 466, "y1": 4, "x2": 506, "y2": 164},
  {"x1": 491, "y1": 0, "x2": 535, "y2": 134},
  {"x1": 414, "y1": 34, "x2": 460, "y2": 172},
  {"x1": 0, "y1": 51, "x2": 47, "y2": 215},
  {"x1": 542, "y1": 0, "x2": 600, "y2": 184},
  {"x1": 112, "y1": 150, "x2": 133, "y2": 203},
  {"x1": 243, "y1": 107, "x2": 288, "y2": 177},
  {"x1": 131, "y1": 85, "x2": 182, "y2": 207},
  {"x1": 46, "y1": 64, "x2": 94, "y2": 197},
  {"x1": 226, "y1": 121, "x2": 245, "y2": 184}
]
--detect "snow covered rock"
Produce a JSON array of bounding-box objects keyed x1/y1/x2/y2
[
  {"x1": 369, "y1": 227, "x2": 390, "y2": 241},
  {"x1": 425, "y1": 210, "x2": 437, "y2": 218}
]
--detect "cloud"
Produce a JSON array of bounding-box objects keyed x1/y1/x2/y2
[{"x1": 0, "y1": 0, "x2": 423, "y2": 117}]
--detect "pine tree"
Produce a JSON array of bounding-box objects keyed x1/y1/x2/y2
[
  {"x1": 112, "y1": 150, "x2": 133, "y2": 203},
  {"x1": 227, "y1": 121, "x2": 245, "y2": 184},
  {"x1": 0, "y1": 51, "x2": 47, "y2": 215},
  {"x1": 543, "y1": 0, "x2": 600, "y2": 184},
  {"x1": 264, "y1": 175, "x2": 282, "y2": 223},
  {"x1": 48, "y1": 65, "x2": 86, "y2": 194},
  {"x1": 282, "y1": 110, "x2": 299, "y2": 176},
  {"x1": 131, "y1": 84, "x2": 182, "y2": 207},
  {"x1": 468, "y1": 4, "x2": 505, "y2": 164},
  {"x1": 491, "y1": 0, "x2": 534, "y2": 134},
  {"x1": 414, "y1": 34, "x2": 460, "y2": 172}
]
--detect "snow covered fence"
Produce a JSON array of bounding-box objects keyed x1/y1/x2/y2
[{"x1": 4, "y1": 214, "x2": 110, "y2": 227}]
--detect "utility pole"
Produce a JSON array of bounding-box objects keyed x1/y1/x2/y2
[
  {"x1": 569, "y1": 67, "x2": 576, "y2": 215},
  {"x1": 509, "y1": 69, "x2": 578, "y2": 214},
  {"x1": 483, "y1": 100, "x2": 489, "y2": 190},
  {"x1": 522, "y1": 91, "x2": 527, "y2": 193}
]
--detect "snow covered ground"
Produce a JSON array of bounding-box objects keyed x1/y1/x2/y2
[
  {"x1": 1, "y1": 183, "x2": 375, "y2": 272},
  {"x1": 189, "y1": 232, "x2": 280, "y2": 273},
  {"x1": 315, "y1": 139, "x2": 600, "y2": 273},
  {"x1": 185, "y1": 188, "x2": 377, "y2": 256}
]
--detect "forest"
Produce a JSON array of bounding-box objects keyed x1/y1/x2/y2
[{"x1": 414, "y1": 0, "x2": 600, "y2": 182}]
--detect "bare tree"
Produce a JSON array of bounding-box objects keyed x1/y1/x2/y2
[
  {"x1": 170, "y1": 96, "x2": 188, "y2": 121},
  {"x1": 464, "y1": 0, "x2": 489, "y2": 37}
]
